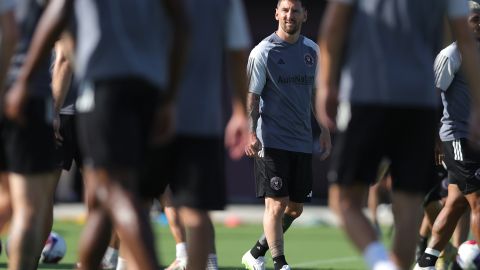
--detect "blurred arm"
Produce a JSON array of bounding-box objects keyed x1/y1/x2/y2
[
  {"x1": 316, "y1": 1, "x2": 353, "y2": 130},
  {"x1": 162, "y1": 0, "x2": 189, "y2": 103},
  {"x1": 0, "y1": 10, "x2": 17, "y2": 95},
  {"x1": 52, "y1": 38, "x2": 73, "y2": 114}
]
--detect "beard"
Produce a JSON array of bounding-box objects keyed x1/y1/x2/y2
[{"x1": 281, "y1": 21, "x2": 300, "y2": 35}]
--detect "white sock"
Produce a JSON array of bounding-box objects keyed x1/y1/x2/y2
[
  {"x1": 116, "y1": 257, "x2": 127, "y2": 270},
  {"x1": 176, "y1": 242, "x2": 187, "y2": 259},
  {"x1": 363, "y1": 242, "x2": 394, "y2": 270},
  {"x1": 206, "y1": 253, "x2": 218, "y2": 270},
  {"x1": 424, "y1": 248, "x2": 441, "y2": 257},
  {"x1": 104, "y1": 247, "x2": 119, "y2": 265}
]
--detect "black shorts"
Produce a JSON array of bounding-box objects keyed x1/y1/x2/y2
[
  {"x1": 3, "y1": 98, "x2": 56, "y2": 173},
  {"x1": 329, "y1": 105, "x2": 437, "y2": 194},
  {"x1": 55, "y1": 114, "x2": 82, "y2": 171},
  {"x1": 77, "y1": 78, "x2": 158, "y2": 171},
  {"x1": 141, "y1": 136, "x2": 226, "y2": 210},
  {"x1": 423, "y1": 165, "x2": 449, "y2": 207},
  {"x1": 443, "y1": 138, "x2": 480, "y2": 195},
  {"x1": 254, "y1": 147, "x2": 312, "y2": 203}
]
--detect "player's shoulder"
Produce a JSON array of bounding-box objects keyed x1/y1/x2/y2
[
  {"x1": 250, "y1": 35, "x2": 276, "y2": 59},
  {"x1": 438, "y1": 42, "x2": 461, "y2": 61},
  {"x1": 301, "y1": 36, "x2": 319, "y2": 54}
]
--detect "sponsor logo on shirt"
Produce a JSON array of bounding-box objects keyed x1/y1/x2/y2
[
  {"x1": 277, "y1": 74, "x2": 314, "y2": 85},
  {"x1": 304, "y1": 53, "x2": 315, "y2": 67}
]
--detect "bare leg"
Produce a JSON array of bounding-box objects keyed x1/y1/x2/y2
[
  {"x1": 452, "y1": 209, "x2": 470, "y2": 248},
  {"x1": 0, "y1": 173, "x2": 12, "y2": 231},
  {"x1": 179, "y1": 207, "x2": 213, "y2": 270},
  {"x1": 263, "y1": 197, "x2": 288, "y2": 262},
  {"x1": 390, "y1": 191, "x2": 424, "y2": 269},
  {"x1": 329, "y1": 184, "x2": 376, "y2": 251},
  {"x1": 79, "y1": 168, "x2": 158, "y2": 270},
  {"x1": 77, "y1": 208, "x2": 112, "y2": 269},
  {"x1": 428, "y1": 185, "x2": 468, "y2": 251},
  {"x1": 465, "y1": 191, "x2": 480, "y2": 248},
  {"x1": 8, "y1": 172, "x2": 57, "y2": 270}
]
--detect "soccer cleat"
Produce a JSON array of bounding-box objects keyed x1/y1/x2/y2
[
  {"x1": 241, "y1": 250, "x2": 266, "y2": 270},
  {"x1": 100, "y1": 259, "x2": 116, "y2": 270},
  {"x1": 413, "y1": 263, "x2": 436, "y2": 270},
  {"x1": 165, "y1": 258, "x2": 187, "y2": 270},
  {"x1": 436, "y1": 244, "x2": 456, "y2": 270}
]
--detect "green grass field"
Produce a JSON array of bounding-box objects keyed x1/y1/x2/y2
[{"x1": 0, "y1": 219, "x2": 390, "y2": 270}]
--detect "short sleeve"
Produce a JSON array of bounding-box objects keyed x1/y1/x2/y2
[
  {"x1": 447, "y1": 0, "x2": 468, "y2": 18},
  {"x1": 247, "y1": 45, "x2": 267, "y2": 95},
  {"x1": 434, "y1": 45, "x2": 462, "y2": 91},
  {"x1": 225, "y1": 0, "x2": 251, "y2": 50},
  {"x1": 0, "y1": 0, "x2": 14, "y2": 14}
]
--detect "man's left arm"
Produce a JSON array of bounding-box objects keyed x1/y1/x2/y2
[{"x1": 5, "y1": 0, "x2": 73, "y2": 122}]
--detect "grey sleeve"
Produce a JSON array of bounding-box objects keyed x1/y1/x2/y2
[
  {"x1": 447, "y1": 0, "x2": 468, "y2": 18},
  {"x1": 225, "y1": 0, "x2": 251, "y2": 50},
  {"x1": 434, "y1": 51, "x2": 461, "y2": 91},
  {"x1": 247, "y1": 45, "x2": 267, "y2": 95},
  {"x1": 0, "y1": 0, "x2": 14, "y2": 14}
]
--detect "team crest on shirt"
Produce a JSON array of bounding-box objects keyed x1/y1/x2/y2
[
  {"x1": 475, "y1": 168, "x2": 480, "y2": 180},
  {"x1": 270, "y1": 176, "x2": 283, "y2": 191},
  {"x1": 304, "y1": 53, "x2": 314, "y2": 67}
]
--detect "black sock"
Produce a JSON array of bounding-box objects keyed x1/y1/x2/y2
[
  {"x1": 250, "y1": 241, "x2": 269, "y2": 259},
  {"x1": 273, "y1": 255, "x2": 288, "y2": 270},
  {"x1": 418, "y1": 252, "x2": 438, "y2": 267},
  {"x1": 415, "y1": 235, "x2": 428, "y2": 261}
]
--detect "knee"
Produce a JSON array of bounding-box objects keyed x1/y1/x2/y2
[
  {"x1": 449, "y1": 197, "x2": 469, "y2": 213},
  {"x1": 265, "y1": 198, "x2": 288, "y2": 217},
  {"x1": 285, "y1": 204, "x2": 303, "y2": 218}
]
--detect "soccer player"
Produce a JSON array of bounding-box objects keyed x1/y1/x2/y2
[
  {"x1": 9, "y1": 0, "x2": 189, "y2": 269},
  {"x1": 52, "y1": 37, "x2": 119, "y2": 270},
  {"x1": 318, "y1": 0, "x2": 480, "y2": 269},
  {"x1": 241, "y1": 1, "x2": 331, "y2": 269},
  {"x1": 142, "y1": 1, "x2": 251, "y2": 269},
  {"x1": 415, "y1": 2, "x2": 480, "y2": 269}
]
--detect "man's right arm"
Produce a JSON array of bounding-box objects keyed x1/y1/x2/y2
[{"x1": 245, "y1": 92, "x2": 261, "y2": 157}]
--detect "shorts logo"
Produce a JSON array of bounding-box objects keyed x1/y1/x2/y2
[
  {"x1": 475, "y1": 168, "x2": 480, "y2": 180},
  {"x1": 270, "y1": 176, "x2": 283, "y2": 191},
  {"x1": 304, "y1": 53, "x2": 314, "y2": 67}
]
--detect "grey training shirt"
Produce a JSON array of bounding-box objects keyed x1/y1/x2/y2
[
  {"x1": 248, "y1": 33, "x2": 318, "y2": 154},
  {"x1": 335, "y1": 0, "x2": 468, "y2": 108},
  {"x1": 435, "y1": 42, "x2": 471, "y2": 141}
]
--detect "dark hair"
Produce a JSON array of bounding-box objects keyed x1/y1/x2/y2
[{"x1": 277, "y1": 0, "x2": 307, "y2": 9}]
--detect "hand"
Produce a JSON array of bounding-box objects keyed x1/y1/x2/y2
[
  {"x1": 53, "y1": 113, "x2": 64, "y2": 147},
  {"x1": 225, "y1": 111, "x2": 248, "y2": 160},
  {"x1": 316, "y1": 84, "x2": 339, "y2": 131},
  {"x1": 4, "y1": 80, "x2": 29, "y2": 124},
  {"x1": 434, "y1": 137, "x2": 444, "y2": 166},
  {"x1": 469, "y1": 108, "x2": 480, "y2": 150},
  {"x1": 245, "y1": 132, "x2": 262, "y2": 158},
  {"x1": 150, "y1": 102, "x2": 175, "y2": 145},
  {"x1": 318, "y1": 128, "x2": 332, "y2": 161}
]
